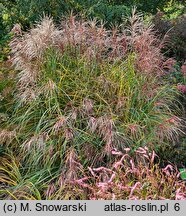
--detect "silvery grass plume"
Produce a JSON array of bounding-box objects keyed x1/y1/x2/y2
[
  {"x1": 22, "y1": 133, "x2": 49, "y2": 151},
  {"x1": 10, "y1": 17, "x2": 61, "y2": 103},
  {"x1": 156, "y1": 116, "x2": 185, "y2": 143},
  {"x1": 59, "y1": 15, "x2": 125, "y2": 61},
  {"x1": 125, "y1": 8, "x2": 174, "y2": 76},
  {"x1": 0, "y1": 129, "x2": 16, "y2": 145},
  {"x1": 64, "y1": 147, "x2": 83, "y2": 182}
]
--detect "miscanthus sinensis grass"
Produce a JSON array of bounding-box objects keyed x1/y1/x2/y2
[{"x1": 0, "y1": 9, "x2": 185, "y2": 200}]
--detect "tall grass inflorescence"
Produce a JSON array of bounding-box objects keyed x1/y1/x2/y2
[{"x1": 0, "y1": 9, "x2": 185, "y2": 200}]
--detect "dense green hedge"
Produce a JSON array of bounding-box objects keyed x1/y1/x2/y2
[{"x1": 1, "y1": 1, "x2": 185, "y2": 37}]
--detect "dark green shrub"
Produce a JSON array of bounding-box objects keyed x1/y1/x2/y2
[{"x1": 153, "y1": 10, "x2": 186, "y2": 61}]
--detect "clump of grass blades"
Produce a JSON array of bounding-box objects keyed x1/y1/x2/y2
[{"x1": 0, "y1": 9, "x2": 185, "y2": 200}]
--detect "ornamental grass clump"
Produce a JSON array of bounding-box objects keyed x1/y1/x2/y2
[{"x1": 0, "y1": 9, "x2": 185, "y2": 200}]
